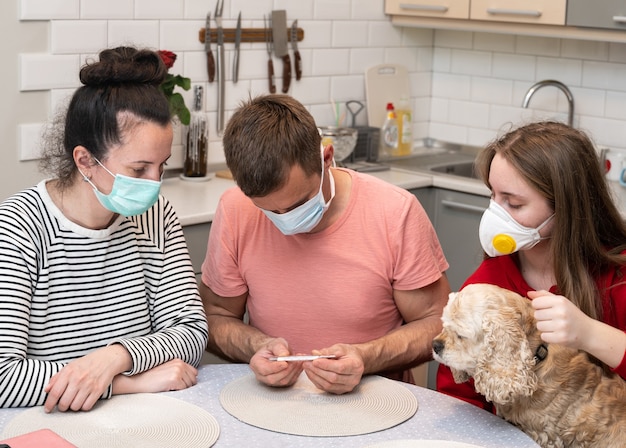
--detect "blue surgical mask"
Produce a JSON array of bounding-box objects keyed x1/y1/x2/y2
[
  {"x1": 261, "y1": 146, "x2": 336, "y2": 235},
  {"x1": 82, "y1": 159, "x2": 161, "y2": 217}
]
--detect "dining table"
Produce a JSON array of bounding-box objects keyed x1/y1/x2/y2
[{"x1": 0, "y1": 363, "x2": 539, "y2": 447}]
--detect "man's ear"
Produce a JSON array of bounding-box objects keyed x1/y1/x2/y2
[
  {"x1": 323, "y1": 145, "x2": 334, "y2": 165},
  {"x1": 73, "y1": 146, "x2": 94, "y2": 177}
]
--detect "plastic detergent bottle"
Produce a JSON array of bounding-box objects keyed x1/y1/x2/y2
[
  {"x1": 381, "y1": 102, "x2": 398, "y2": 158},
  {"x1": 396, "y1": 95, "x2": 413, "y2": 156}
]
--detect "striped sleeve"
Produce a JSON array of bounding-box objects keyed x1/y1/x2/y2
[{"x1": 112, "y1": 198, "x2": 209, "y2": 375}]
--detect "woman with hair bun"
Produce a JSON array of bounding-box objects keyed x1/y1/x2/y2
[{"x1": 0, "y1": 46, "x2": 208, "y2": 412}]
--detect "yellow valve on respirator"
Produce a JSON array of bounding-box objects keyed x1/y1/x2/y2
[{"x1": 492, "y1": 234, "x2": 517, "y2": 255}]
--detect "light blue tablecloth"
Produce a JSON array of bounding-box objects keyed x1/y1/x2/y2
[{"x1": 0, "y1": 363, "x2": 539, "y2": 447}]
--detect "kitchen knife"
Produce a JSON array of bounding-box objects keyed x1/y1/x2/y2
[
  {"x1": 205, "y1": 12, "x2": 215, "y2": 82},
  {"x1": 233, "y1": 12, "x2": 241, "y2": 83},
  {"x1": 264, "y1": 14, "x2": 276, "y2": 93},
  {"x1": 271, "y1": 10, "x2": 291, "y2": 93},
  {"x1": 290, "y1": 20, "x2": 302, "y2": 81}
]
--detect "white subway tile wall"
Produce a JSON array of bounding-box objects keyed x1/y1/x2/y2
[
  {"x1": 17, "y1": 0, "x2": 626, "y2": 166},
  {"x1": 430, "y1": 29, "x2": 626, "y2": 151}
]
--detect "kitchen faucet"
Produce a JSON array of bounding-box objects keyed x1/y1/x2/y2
[{"x1": 522, "y1": 80, "x2": 574, "y2": 127}]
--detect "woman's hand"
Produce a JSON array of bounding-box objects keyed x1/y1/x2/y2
[
  {"x1": 249, "y1": 338, "x2": 303, "y2": 388},
  {"x1": 529, "y1": 290, "x2": 592, "y2": 349},
  {"x1": 303, "y1": 344, "x2": 364, "y2": 394},
  {"x1": 44, "y1": 344, "x2": 132, "y2": 413},
  {"x1": 113, "y1": 359, "x2": 198, "y2": 394}
]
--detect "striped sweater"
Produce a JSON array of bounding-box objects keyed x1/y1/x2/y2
[{"x1": 0, "y1": 180, "x2": 208, "y2": 408}]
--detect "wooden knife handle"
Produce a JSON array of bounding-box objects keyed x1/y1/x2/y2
[
  {"x1": 281, "y1": 54, "x2": 292, "y2": 93},
  {"x1": 268, "y1": 59, "x2": 276, "y2": 94},
  {"x1": 207, "y1": 51, "x2": 215, "y2": 83},
  {"x1": 294, "y1": 50, "x2": 302, "y2": 81}
]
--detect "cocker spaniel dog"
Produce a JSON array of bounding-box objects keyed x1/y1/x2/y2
[{"x1": 432, "y1": 283, "x2": 626, "y2": 448}]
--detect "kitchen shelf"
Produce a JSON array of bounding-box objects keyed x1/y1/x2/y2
[{"x1": 199, "y1": 27, "x2": 304, "y2": 44}]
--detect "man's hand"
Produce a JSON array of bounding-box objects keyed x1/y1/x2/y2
[
  {"x1": 303, "y1": 344, "x2": 364, "y2": 394},
  {"x1": 249, "y1": 338, "x2": 303, "y2": 388}
]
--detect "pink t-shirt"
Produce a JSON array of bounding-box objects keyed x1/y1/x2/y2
[{"x1": 202, "y1": 169, "x2": 448, "y2": 377}]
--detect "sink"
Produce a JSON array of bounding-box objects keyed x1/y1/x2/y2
[{"x1": 429, "y1": 161, "x2": 479, "y2": 179}]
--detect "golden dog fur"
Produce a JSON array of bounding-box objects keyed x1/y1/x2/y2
[{"x1": 432, "y1": 283, "x2": 626, "y2": 448}]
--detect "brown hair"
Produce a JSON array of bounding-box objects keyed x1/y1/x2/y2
[
  {"x1": 222, "y1": 94, "x2": 321, "y2": 197},
  {"x1": 476, "y1": 121, "x2": 626, "y2": 320}
]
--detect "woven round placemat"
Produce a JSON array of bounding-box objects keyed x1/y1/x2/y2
[
  {"x1": 220, "y1": 373, "x2": 418, "y2": 437},
  {"x1": 1, "y1": 393, "x2": 219, "y2": 447}
]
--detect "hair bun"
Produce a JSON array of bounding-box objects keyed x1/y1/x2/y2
[{"x1": 79, "y1": 47, "x2": 167, "y2": 87}]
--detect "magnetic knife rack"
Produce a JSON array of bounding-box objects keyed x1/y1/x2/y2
[{"x1": 199, "y1": 27, "x2": 304, "y2": 44}]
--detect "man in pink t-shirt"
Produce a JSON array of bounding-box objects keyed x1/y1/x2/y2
[{"x1": 200, "y1": 95, "x2": 450, "y2": 394}]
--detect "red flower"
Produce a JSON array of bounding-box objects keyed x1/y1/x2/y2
[{"x1": 158, "y1": 50, "x2": 177, "y2": 69}]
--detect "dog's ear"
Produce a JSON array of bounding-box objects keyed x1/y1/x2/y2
[
  {"x1": 451, "y1": 367, "x2": 470, "y2": 384},
  {"x1": 472, "y1": 304, "x2": 538, "y2": 404}
]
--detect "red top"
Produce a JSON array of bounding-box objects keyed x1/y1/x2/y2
[{"x1": 437, "y1": 253, "x2": 626, "y2": 412}]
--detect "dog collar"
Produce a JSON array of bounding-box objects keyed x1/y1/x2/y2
[{"x1": 534, "y1": 344, "x2": 548, "y2": 364}]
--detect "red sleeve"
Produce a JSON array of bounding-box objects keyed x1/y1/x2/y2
[
  {"x1": 612, "y1": 345, "x2": 626, "y2": 378},
  {"x1": 436, "y1": 364, "x2": 494, "y2": 412}
]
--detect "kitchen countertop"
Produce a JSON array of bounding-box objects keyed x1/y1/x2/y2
[
  {"x1": 162, "y1": 168, "x2": 435, "y2": 227},
  {"x1": 161, "y1": 157, "x2": 626, "y2": 227}
]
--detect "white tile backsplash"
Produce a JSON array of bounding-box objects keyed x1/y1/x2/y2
[
  {"x1": 450, "y1": 49, "x2": 491, "y2": 77},
  {"x1": 515, "y1": 35, "x2": 560, "y2": 56},
  {"x1": 492, "y1": 53, "x2": 535, "y2": 81},
  {"x1": 470, "y1": 77, "x2": 513, "y2": 106},
  {"x1": 332, "y1": 21, "x2": 369, "y2": 48},
  {"x1": 583, "y1": 61, "x2": 626, "y2": 92},
  {"x1": 535, "y1": 57, "x2": 582, "y2": 86},
  {"x1": 311, "y1": 49, "x2": 350, "y2": 76},
  {"x1": 108, "y1": 20, "x2": 160, "y2": 49},
  {"x1": 135, "y1": 0, "x2": 184, "y2": 20},
  {"x1": 20, "y1": 0, "x2": 78, "y2": 20},
  {"x1": 160, "y1": 20, "x2": 205, "y2": 51},
  {"x1": 80, "y1": 0, "x2": 133, "y2": 19},
  {"x1": 20, "y1": 54, "x2": 80, "y2": 91},
  {"x1": 605, "y1": 91, "x2": 626, "y2": 121},
  {"x1": 473, "y1": 32, "x2": 515, "y2": 53},
  {"x1": 16, "y1": 0, "x2": 626, "y2": 167},
  {"x1": 18, "y1": 123, "x2": 45, "y2": 161},
  {"x1": 51, "y1": 20, "x2": 108, "y2": 54},
  {"x1": 561, "y1": 39, "x2": 609, "y2": 62},
  {"x1": 314, "y1": 0, "x2": 351, "y2": 20}
]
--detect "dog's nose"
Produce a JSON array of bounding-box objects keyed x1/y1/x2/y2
[{"x1": 432, "y1": 339, "x2": 444, "y2": 355}]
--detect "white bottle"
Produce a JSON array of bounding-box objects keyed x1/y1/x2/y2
[{"x1": 381, "y1": 102, "x2": 398, "y2": 158}]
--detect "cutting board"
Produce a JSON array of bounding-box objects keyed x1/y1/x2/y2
[{"x1": 365, "y1": 64, "x2": 411, "y2": 128}]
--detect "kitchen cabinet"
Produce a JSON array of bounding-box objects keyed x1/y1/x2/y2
[
  {"x1": 182, "y1": 222, "x2": 211, "y2": 275},
  {"x1": 470, "y1": 0, "x2": 566, "y2": 26},
  {"x1": 386, "y1": 0, "x2": 626, "y2": 43},
  {"x1": 433, "y1": 188, "x2": 488, "y2": 291},
  {"x1": 181, "y1": 221, "x2": 231, "y2": 365},
  {"x1": 409, "y1": 187, "x2": 436, "y2": 222},
  {"x1": 414, "y1": 187, "x2": 488, "y2": 390},
  {"x1": 567, "y1": 0, "x2": 626, "y2": 31},
  {"x1": 385, "y1": 0, "x2": 470, "y2": 20}
]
